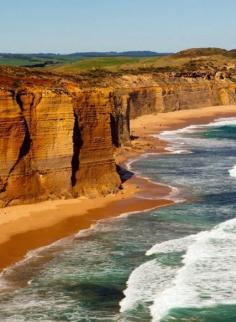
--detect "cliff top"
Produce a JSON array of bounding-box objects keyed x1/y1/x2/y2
[
  {"x1": 0, "y1": 62, "x2": 234, "y2": 93},
  {"x1": 0, "y1": 48, "x2": 236, "y2": 84}
]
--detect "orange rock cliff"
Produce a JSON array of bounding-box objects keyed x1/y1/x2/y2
[{"x1": 0, "y1": 67, "x2": 236, "y2": 206}]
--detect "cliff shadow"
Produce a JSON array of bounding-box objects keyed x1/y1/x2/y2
[
  {"x1": 110, "y1": 114, "x2": 120, "y2": 147},
  {"x1": 71, "y1": 112, "x2": 83, "y2": 187},
  {"x1": 116, "y1": 165, "x2": 134, "y2": 183},
  {"x1": 130, "y1": 134, "x2": 139, "y2": 141}
]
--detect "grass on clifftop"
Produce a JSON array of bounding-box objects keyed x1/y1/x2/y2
[
  {"x1": 46, "y1": 56, "x2": 161, "y2": 73},
  {"x1": 47, "y1": 54, "x2": 236, "y2": 75},
  {"x1": 1, "y1": 48, "x2": 236, "y2": 75}
]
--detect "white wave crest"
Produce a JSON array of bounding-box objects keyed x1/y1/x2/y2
[
  {"x1": 165, "y1": 146, "x2": 192, "y2": 154},
  {"x1": 229, "y1": 164, "x2": 236, "y2": 178},
  {"x1": 119, "y1": 259, "x2": 177, "y2": 313},
  {"x1": 207, "y1": 117, "x2": 236, "y2": 127},
  {"x1": 120, "y1": 217, "x2": 236, "y2": 321},
  {"x1": 150, "y1": 218, "x2": 236, "y2": 321},
  {"x1": 146, "y1": 234, "x2": 197, "y2": 256},
  {"x1": 155, "y1": 116, "x2": 236, "y2": 156}
]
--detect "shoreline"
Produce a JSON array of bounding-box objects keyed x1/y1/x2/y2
[
  {"x1": 117, "y1": 105, "x2": 236, "y2": 164},
  {"x1": 0, "y1": 104, "x2": 236, "y2": 273},
  {"x1": 0, "y1": 169, "x2": 173, "y2": 272}
]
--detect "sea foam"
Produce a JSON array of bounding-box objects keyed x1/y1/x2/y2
[
  {"x1": 120, "y1": 217, "x2": 236, "y2": 321},
  {"x1": 229, "y1": 164, "x2": 236, "y2": 178},
  {"x1": 120, "y1": 117, "x2": 236, "y2": 320},
  {"x1": 156, "y1": 117, "x2": 236, "y2": 156}
]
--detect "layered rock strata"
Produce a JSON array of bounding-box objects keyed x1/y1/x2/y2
[
  {"x1": 112, "y1": 74, "x2": 236, "y2": 144},
  {"x1": 0, "y1": 86, "x2": 121, "y2": 206},
  {"x1": 0, "y1": 68, "x2": 235, "y2": 206}
]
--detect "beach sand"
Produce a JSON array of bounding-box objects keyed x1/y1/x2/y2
[
  {"x1": 117, "y1": 104, "x2": 236, "y2": 162},
  {"x1": 0, "y1": 104, "x2": 236, "y2": 272},
  {"x1": 0, "y1": 180, "x2": 171, "y2": 271}
]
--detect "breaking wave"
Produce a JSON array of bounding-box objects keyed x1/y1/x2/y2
[
  {"x1": 229, "y1": 165, "x2": 236, "y2": 178},
  {"x1": 120, "y1": 116, "x2": 236, "y2": 321},
  {"x1": 120, "y1": 213, "x2": 236, "y2": 321}
]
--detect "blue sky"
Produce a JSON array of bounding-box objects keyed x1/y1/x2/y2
[{"x1": 0, "y1": 0, "x2": 235, "y2": 53}]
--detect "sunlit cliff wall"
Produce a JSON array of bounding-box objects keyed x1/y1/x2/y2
[{"x1": 0, "y1": 69, "x2": 235, "y2": 206}]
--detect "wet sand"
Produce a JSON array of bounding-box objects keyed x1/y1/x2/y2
[
  {"x1": 0, "y1": 104, "x2": 236, "y2": 272},
  {"x1": 0, "y1": 175, "x2": 172, "y2": 271}
]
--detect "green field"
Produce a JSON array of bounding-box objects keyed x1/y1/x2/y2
[
  {"x1": 47, "y1": 56, "x2": 161, "y2": 73},
  {"x1": 0, "y1": 51, "x2": 164, "y2": 70},
  {"x1": 0, "y1": 57, "x2": 32, "y2": 66},
  {"x1": 0, "y1": 48, "x2": 236, "y2": 75},
  {"x1": 0, "y1": 54, "x2": 77, "y2": 67},
  {"x1": 47, "y1": 48, "x2": 236, "y2": 74},
  {"x1": 48, "y1": 54, "x2": 236, "y2": 74}
]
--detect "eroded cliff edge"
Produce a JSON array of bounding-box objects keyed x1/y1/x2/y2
[{"x1": 0, "y1": 67, "x2": 235, "y2": 206}]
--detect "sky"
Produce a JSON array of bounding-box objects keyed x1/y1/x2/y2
[{"x1": 0, "y1": 0, "x2": 235, "y2": 53}]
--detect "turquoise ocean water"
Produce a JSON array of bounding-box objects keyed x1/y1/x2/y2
[{"x1": 1, "y1": 117, "x2": 236, "y2": 321}]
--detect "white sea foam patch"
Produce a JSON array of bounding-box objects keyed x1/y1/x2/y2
[
  {"x1": 159, "y1": 117, "x2": 236, "y2": 138},
  {"x1": 119, "y1": 259, "x2": 178, "y2": 313},
  {"x1": 119, "y1": 235, "x2": 195, "y2": 315},
  {"x1": 155, "y1": 117, "x2": 236, "y2": 155},
  {"x1": 150, "y1": 218, "x2": 236, "y2": 321},
  {"x1": 207, "y1": 117, "x2": 236, "y2": 127},
  {"x1": 120, "y1": 217, "x2": 236, "y2": 322},
  {"x1": 165, "y1": 146, "x2": 192, "y2": 154},
  {"x1": 146, "y1": 234, "x2": 197, "y2": 256},
  {"x1": 155, "y1": 128, "x2": 193, "y2": 155},
  {"x1": 229, "y1": 164, "x2": 236, "y2": 178}
]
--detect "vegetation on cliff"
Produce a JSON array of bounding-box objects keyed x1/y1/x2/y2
[{"x1": 0, "y1": 48, "x2": 236, "y2": 77}]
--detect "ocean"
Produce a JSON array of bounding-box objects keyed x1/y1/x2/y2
[{"x1": 1, "y1": 117, "x2": 236, "y2": 321}]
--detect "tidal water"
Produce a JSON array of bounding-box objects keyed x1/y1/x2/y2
[{"x1": 1, "y1": 117, "x2": 236, "y2": 321}]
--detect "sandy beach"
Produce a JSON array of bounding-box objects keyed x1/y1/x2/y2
[
  {"x1": 0, "y1": 104, "x2": 236, "y2": 272},
  {"x1": 118, "y1": 105, "x2": 236, "y2": 162}
]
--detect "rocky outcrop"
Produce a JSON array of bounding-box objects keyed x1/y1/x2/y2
[
  {"x1": 0, "y1": 67, "x2": 236, "y2": 206},
  {"x1": 72, "y1": 89, "x2": 120, "y2": 196}
]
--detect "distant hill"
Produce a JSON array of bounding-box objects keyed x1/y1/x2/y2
[
  {"x1": 0, "y1": 51, "x2": 170, "y2": 67},
  {"x1": 66, "y1": 51, "x2": 171, "y2": 58},
  {"x1": 227, "y1": 49, "x2": 236, "y2": 58},
  {"x1": 173, "y1": 48, "x2": 228, "y2": 58}
]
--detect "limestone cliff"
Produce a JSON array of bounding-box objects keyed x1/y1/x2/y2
[
  {"x1": 0, "y1": 67, "x2": 235, "y2": 206},
  {"x1": 0, "y1": 81, "x2": 121, "y2": 206},
  {"x1": 72, "y1": 89, "x2": 121, "y2": 196},
  {"x1": 111, "y1": 74, "x2": 236, "y2": 144}
]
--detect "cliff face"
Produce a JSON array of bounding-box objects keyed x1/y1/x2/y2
[
  {"x1": 112, "y1": 74, "x2": 236, "y2": 144},
  {"x1": 72, "y1": 89, "x2": 120, "y2": 196},
  {"x1": 0, "y1": 86, "x2": 120, "y2": 206},
  {"x1": 0, "y1": 68, "x2": 236, "y2": 206}
]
